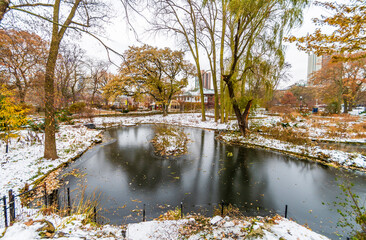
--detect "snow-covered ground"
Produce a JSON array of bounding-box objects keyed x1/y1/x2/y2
[
  {"x1": 1, "y1": 213, "x2": 329, "y2": 240},
  {"x1": 0, "y1": 125, "x2": 102, "y2": 197},
  {"x1": 0, "y1": 112, "x2": 364, "y2": 239},
  {"x1": 82, "y1": 113, "x2": 236, "y2": 131}
]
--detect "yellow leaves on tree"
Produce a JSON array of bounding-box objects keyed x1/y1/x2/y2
[
  {"x1": 104, "y1": 45, "x2": 195, "y2": 116},
  {"x1": 310, "y1": 52, "x2": 366, "y2": 113},
  {"x1": 0, "y1": 86, "x2": 29, "y2": 153},
  {"x1": 286, "y1": 0, "x2": 366, "y2": 61}
]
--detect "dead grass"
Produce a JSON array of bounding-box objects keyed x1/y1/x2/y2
[
  {"x1": 213, "y1": 204, "x2": 244, "y2": 219},
  {"x1": 260, "y1": 126, "x2": 312, "y2": 146},
  {"x1": 156, "y1": 208, "x2": 182, "y2": 221},
  {"x1": 268, "y1": 106, "x2": 296, "y2": 114},
  {"x1": 352, "y1": 122, "x2": 366, "y2": 132},
  {"x1": 281, "y1": 113, "x2": 299, "y2": 122},
  {"x1": 179, "y1": 214, "x2": 212, "y2": 239}
]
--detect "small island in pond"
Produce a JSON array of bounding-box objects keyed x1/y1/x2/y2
[{"x1": 151, "y1": 125, "x2": 189, "y2": 156}]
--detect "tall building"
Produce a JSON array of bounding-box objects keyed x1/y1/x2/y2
[
  {"x1": 201, "y1": 70, "x2": 212, "y2": 90},
  {"x1": 307, "y1": 54, "x2": 322, "y2": 82},
  {"x1": 194, "y1": 71, "x2": 213, "y2": 90}
]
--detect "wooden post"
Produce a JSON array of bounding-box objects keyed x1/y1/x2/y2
[
  {"x1": 8, "y1": 190, "x2": 15, "y2": 224},
  {"x1": 3, "y1": 196, "x2": 8, "y2": 228}
]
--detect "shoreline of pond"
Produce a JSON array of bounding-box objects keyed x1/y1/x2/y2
[
  {"x1": 95, "y1": 121, "x2": 366, "y2": 173},
  {"x1": 22, "y1": 122, "x2": 364, "y2": 239},
  {"x1": 30, "y1": 119, "x2": 365, "y2": 196}
]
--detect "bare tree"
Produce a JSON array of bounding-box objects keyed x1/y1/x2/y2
[
  {"x1": 0, "y1": 0, "x2": 110, "y2": 159},
  {"x1": 147, "y1": 0, "x2": 207, "y2": 121},
  {"x1": 84, "y1": 60, "x2": 110, "y2": 106},
  {"x1": 55, "y1": 43, "x2": 85, "y2": 108},
  {"x1": 0, "y1": 29, "x2": 48, "y2": 103},
  {"x1": 197, "y1": 1, "x2": 220, "y2": 122}
]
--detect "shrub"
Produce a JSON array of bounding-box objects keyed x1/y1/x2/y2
[
  {"x1": 28, "y1": 120, "x2": 45, "y2": 132},
  {"x1": 127, "y1": 105, "x2": 137, "y2": 111},
  {"x1": 57, "y1": 109, "x2": 74, "y2": 124},
  {"x1": 326, "y1": 101, "x2": 341, "y2": 114},
  {"x1": 69, "y1": 102, "x2": 86, "y2": 114},
  {"x1": 28, "y1": 120, "x2": 59, "y2": 132},
  {"x1": 328, "y1": 182, "x2": 366, "y2": 239}
]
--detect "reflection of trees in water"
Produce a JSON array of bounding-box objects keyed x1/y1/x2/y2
[
  {"x1": 102, "y1": 126, "x2": 191, "y2": 192},
  {"x1": 217, "y1": 145, "x2": 255, "y2": 205},
  {"x1": 190, "y1": 130, "x2": 205, "y2": 203}
]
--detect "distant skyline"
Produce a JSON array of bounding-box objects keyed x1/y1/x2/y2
[{"x1": 80, "y1": 1, "x2": 329, "y2": 90}]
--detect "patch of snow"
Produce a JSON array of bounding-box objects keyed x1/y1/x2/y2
[
  {"x1": 210, "y1": 215, "x2": 223, "y2": 225},
  {"x1": 258, "y1": 218, "x2": 330, "y2": 240}
]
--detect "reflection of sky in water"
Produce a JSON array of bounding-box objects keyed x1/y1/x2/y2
[{"x1": 62, "y1": 125, "x2": 366, "y2": 239}]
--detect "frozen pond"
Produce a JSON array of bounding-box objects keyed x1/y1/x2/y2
[{"x1": 62, "y1": 124, "x2": 366, "y2": 239}]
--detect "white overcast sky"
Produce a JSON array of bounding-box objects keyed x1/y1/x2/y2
[{"x1": 80, "y1": 1, "x2": 329, "y2": 90}]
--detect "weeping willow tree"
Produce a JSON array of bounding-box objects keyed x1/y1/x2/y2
[{"x1": 217, "y1": 0, "x2": 308, "y2": 136}]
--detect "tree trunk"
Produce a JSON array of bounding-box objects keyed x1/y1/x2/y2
[
  {"x1": 348, "y1": 100, "x2": 353, "y2": 112},
  {"x1": 225, "y1": 76, "x2": 251, "y2": 137},
  {"x1": 162, "y1": 103, "x2": 168, "y2": 116},
  {"x1": 18, "y1": 90, "x2": 26, "y2": 104},
  {"x1": 44, "y1": 0, "x2": 81, "y2": 159},
  {"x1": 44, "y1": 37, "x2": 60, "y2": 160},
  {"x1": 212, "y1": 73, "x2": 220, "y2": 122},
  {"x1": 5, "y1": 134, "x2": 8, "y2": 153},
  {"x1": 343, "y1": 98, "x2": 348, "y2": 114},
  {"x1": 242, "y1": 100, "x2": 253, "y2": 131},
  {"x1": 220, "y1": 79, "x2": 225, "y2": 123},
  {"x1": 224, "y1": 72, "x2": 253, "y2": 137},
  {"x1": 0, "y1": 0, "x2": 9, "y2": 23},
  {"x1": 194, "y1": 65, "x2": 205, "y2": 121}
]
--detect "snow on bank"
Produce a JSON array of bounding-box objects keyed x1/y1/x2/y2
[
  {"x1": 82, "y1": 113, "x2": 237, "y2": 131},
  {"x1": 1, "y1": 214, "x2": 329, "y2": 240},
  {"x1": 0, "y1": 125, "x2": 101, "y2": 197},
  {"x1": 1, "y1": 214, "x2": 123, "y2": 240},
  {"x1": 220, "y1": 133, "x2": 366, "y2": 169}
]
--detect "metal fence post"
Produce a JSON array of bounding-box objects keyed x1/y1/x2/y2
[
  {"x1": 180, "y1": 202, "x2": 183, "y2": 219},
  {"x1": 8, "y1": 190, "x2": 15, "y2": 224},
  {"x1": 3, "y1": 196, "x2": 8, "y2": 228},
  {"x1": 143, "y1": 204, "x2": 146, "y2": 222},
  {"x1": 285, "y1": 205, "x2": 288, "y2": 219},
  {"x1": 221, "y1": 200, "x2": 225, "y2": 217},
  {"x1": 93, "y1": 206, "x2": 97, "y2": 223}
]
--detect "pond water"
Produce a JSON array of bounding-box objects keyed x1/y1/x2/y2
[{"x1": 62, "y1": 125, "x2": 366, "y2": 239}]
